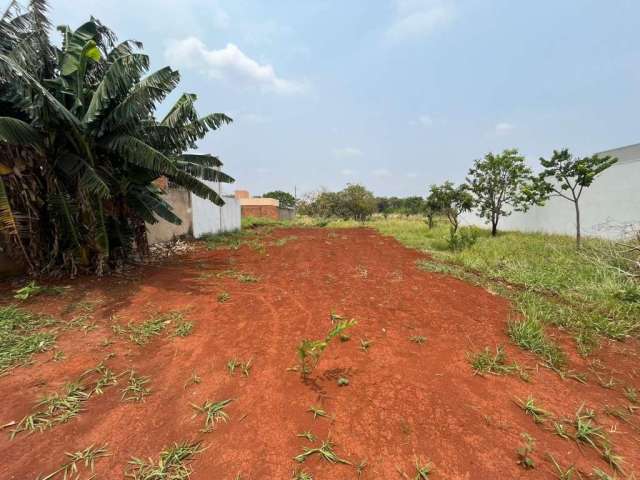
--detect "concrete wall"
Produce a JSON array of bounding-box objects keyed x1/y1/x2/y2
[
  {"x1": 461, "y1": 143, "x2": 640, "y2": 239},
  {"x1": 278, "y1": 207, "x2": 295, "y2": 221},
  {"x1": 192, "y1": 181, "x2": 242, "y2": 237},
  {"x1": 146, "y1": 187, "x2": 192, "y2": 244}
]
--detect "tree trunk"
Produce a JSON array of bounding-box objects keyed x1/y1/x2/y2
[
  {"x1": 491, "y1": 216, "x2": 498, "y2": 236},
  {"x1": 574, "y1": 201, "x2": 581, "y2": 248},
  {"x1": 427, "y1": 215, "x2": 434, "y2": 229}
]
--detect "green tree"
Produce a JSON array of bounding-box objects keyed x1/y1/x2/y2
[
  {"x1": 336, "y1": 184, "x2": 376, "y2": 221},
  {"x1": 401, "y1": 196, "x2": 426, "y2": 216},
  {"x1": 0, "y1": 6, "x2": 234, "y2": 274},
  {"x1": 466, "y1": 149, "x2": 537, "y2": 236},
  {"x1": 537, "y1": 149, "x2": 617, "y2": 247},
  {"x1": 427, "y1": 182, "x2": 473, "y2": 233},
  {"x1": 298, "y1": 184, "x2": 376, "y2": 221},
  {"x1": 262, "y1": 190, "x2": 296, "y2": 208}
]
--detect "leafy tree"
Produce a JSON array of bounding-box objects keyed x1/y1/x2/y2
[
  {"x1": 0, "y1": 4, "x2": 234, "y2": 275},
  {"x1": 375, "y1": 196, "x2": 391, "y2": 217},
  {"x1": 298, "y1": 184, "x2": 375, "y2": 221},
  {"x1": 335, "y1": 184, "x2": 376, "y2": 221},
  {"x1": 466, "y1": 149, "x2": 538, "y2": 236},
  {"x1": 427, "y1": 182, "x2": 473, "y2": 233},
  {"x1": 401, "y1": 196, "x2": 426, "y2": 216},
  {"x1": 262, "y1": 190, "x2": 295, "y2": 208},
  {"x1": 537, "y1": 149, "x2": 617, "y2": 247}
]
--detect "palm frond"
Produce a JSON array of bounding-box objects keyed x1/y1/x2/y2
[
  {"x1": 0, "y1": 116, "x2": 43, "y2": 151},
  {"x1": 106, "y1": 134, "x2": 178, "y2": 174},
  {"x1": 176, "y1": 153, "x2": 222, "y2": 167},
  {"x1": 167, "y1": 170, "x2": 225, "y2": 206},
  {"x1": 0, "y1": 53, "x2": 80, "y2": 128},
  {"x1": 176, "y1": 161, "x2": 234, "y2": 183},
  {"x1": 102, "y1": 66, "x2": 179, "y2": 132},
  {"x1": 160, "y1": 93, "x2": 198, "y2": 127},
  {"x1": 83, "y1": 52, "x2": 150, "y2": 124}
]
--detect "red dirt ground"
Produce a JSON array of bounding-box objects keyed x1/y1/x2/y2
[{"x1": 1, "y1": 227, "x2": 639, "y2": 479}]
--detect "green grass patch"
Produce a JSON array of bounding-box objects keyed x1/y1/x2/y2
[
  {"x1": 0, "y1": 305, "x2": 56, "y2": 373},
  {"x1": 127, "y1": 442, "x2": 203, "y2": 480}
]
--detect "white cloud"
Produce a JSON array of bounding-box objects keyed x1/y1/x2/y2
[
  {"x1": 495, "y1": 122, "x2": 515, "y2": 135},
  {"x1": 165, "y1": 38, "x2": 306, "y2": 94},
  {"x1": 372, "y1": 168, "x2": 391, "y2": 177},
  {"x1": 341, "y1": 169, "x2": 356, "y2": 176},
  {"x1": 333, "y1": 147, "x2": 364, "y2": 158},
  {"x1": 387, "y1": 0, "x2": 456, "y2": 42},
  {"x1": 410, "y1": 114, "x2": 433, "y2": 127}
]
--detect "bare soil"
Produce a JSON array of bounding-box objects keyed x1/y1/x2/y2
[{"x1": 1, "y1": 227, "x2": 639, "y2": 479}]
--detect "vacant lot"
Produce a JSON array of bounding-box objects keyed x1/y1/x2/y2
[{"x1": 1, "y1": 226, "x2": 639, "y2": 479}]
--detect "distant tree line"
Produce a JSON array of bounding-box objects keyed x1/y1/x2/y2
[{"x1": 297, "y1": 147, "x2": 617, "y2": 248}]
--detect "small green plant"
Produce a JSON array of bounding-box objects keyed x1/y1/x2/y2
[
  {"x1": 12, "y1": 382, "x2": 89, "y2": 437},
  {"x1": 308, "y1": 405, "x2": 328, "y2": 419},
  {"x1": 191, "y1": 399, "x2": 232, "y2": 432},
  {"x1": 126, "y1": 319, "x2": 167, "y2": 345},
  {"x1": 217, "y1": 292, "x2": 231, "y2": 303},
  {"x1": 293, "y1": 440, "x2": 350, "y2": 464},
  {"x1": 446, "y1": 226, "x2": 478, "y2": 251},
  {"x1": 126, "y1": 442, "x2": 203, "y2": 480},
  {"x1": 547, "y1": 454, "x2": 576, "y2": 479},
  {"x1": 237, "y1": 273, "x2": 259, "y2": 283},
  {"x1": 174, "y1": 321, "x2": 194, "y2": 337},
  {"x1": 414, "y1": 457, "x2": 433, "y2": 479},
  {"x1": 121, "y1": 372, "x2": 151, "y2": 402},
  {"x1": 297, "y1": 431, "x2": 316, "y2": 442},
  {"x1": 409, "y1": 335, "x2": 427, "y2": 345},
  {"x1": 359, "y1": 338, "x2": 372, "y2": 352},
  {"x1": 14, "y1": 281, "x2": 45, "y2": 300},
  {"x1": 37, "y1": 444, "x2": 110, "y2": 480},
  {"x1": 602, "y1": 445, "x2": 624, "y2": 472},
  {"x1": 81, "y1": 362, "x2": 118, "y2": 395},
  {"x1": 52, "y1": 350, "x2": 65, "y2": 362},
  {"x1": 553, "y1": 421, "x2": 570, "y2": 439},
  {"x1": 337, "y1": 376, "x2": 349, "y2": 387},
  {"x1": 227, "y1": 358, "x2": 252, "y2": 376},
  {"x1": 184, "y1": 372, "x2": 202, "y2": 388},
  {"x1": 227, "y1": 358, "x2": 239, "y2": 374},
  {"x1": 574, "y1": 404, "x2": 606, "y2": 449},
  {"x1": 515, "y1": 395, "x2": 550, "y2": 424},
  {"x1": 468, "y1": 345, "x2": 520, "y2": 376},
  {"x1": 508, "y1": 317, "x2": 566, "y2": 369},
  {"x1": 0, "y1": 305, "x2": 57, "y2": 373},
  {"x1": 624, "y1": 386, "x2": 638, "y2": 404},
  {"x1": 592, "y1": 468, "x2": 614, "y2": 480},
  {"x1": 516, "y1": 433, "x2": 535, "y2": 469},
  {"x1": 297, "y1": 317, "x2": 356, "y2": 377},
  {"x1": 292, "y1": 469, "x2": 313, "y2": 480}
]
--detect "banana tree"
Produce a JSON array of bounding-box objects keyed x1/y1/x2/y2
[{"x1": 0, "y1": 2, "x2": 234, "y2": 275}]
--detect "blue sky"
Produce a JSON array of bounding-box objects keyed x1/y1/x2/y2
[{"x1": 50, "y1": 0, "x2": 640, "y2": 197}]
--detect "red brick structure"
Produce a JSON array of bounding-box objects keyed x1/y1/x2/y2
[
  {"x1": 241, "y1": 205, "x2": 279, "y2": 219},
  {"x1": 234, "y1": 190, "x2": 280, "y2": 219}
]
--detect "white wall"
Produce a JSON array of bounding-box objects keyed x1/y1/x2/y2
[
  {"x1": 461, "y1": 144, "x2": 640, "y2": 239},
  {"x1": 191, "y1": 181, "x2": 241, "y2": 237}
]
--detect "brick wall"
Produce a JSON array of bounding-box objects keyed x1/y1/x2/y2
[{"x1": 241, "y1": 205, "x2": 279, "y2": 220}]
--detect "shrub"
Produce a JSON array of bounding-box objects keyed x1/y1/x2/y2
[{"x1": 446, "y1": 226, "x2": 478, "y2": 251}]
